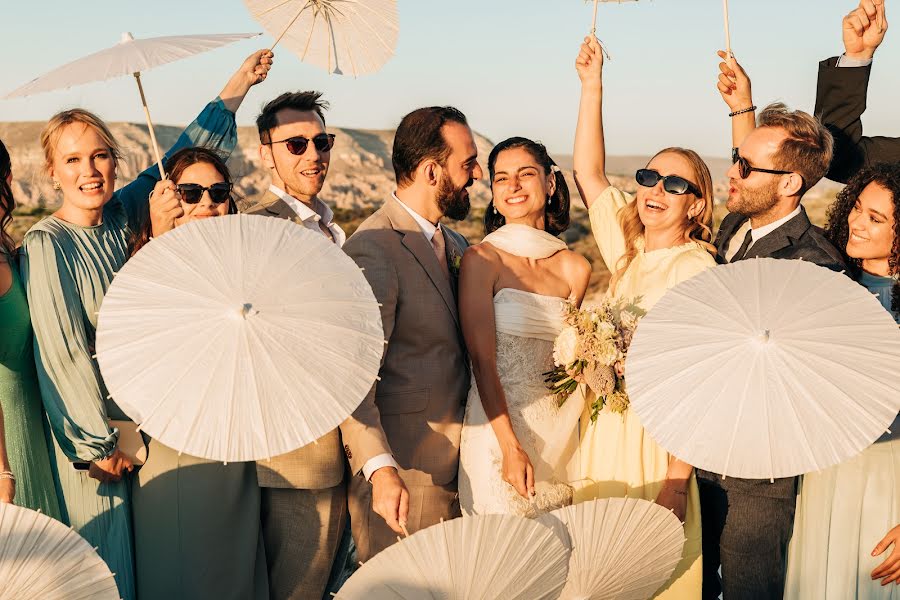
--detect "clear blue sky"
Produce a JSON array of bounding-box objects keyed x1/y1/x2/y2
[{"x1": 1, "y1": 0, "x2": 897, "y2": 158}]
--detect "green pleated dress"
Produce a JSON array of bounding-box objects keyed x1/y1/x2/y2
[{"x1": 0, "y1": 249, "x2": 62, "y2": 519}]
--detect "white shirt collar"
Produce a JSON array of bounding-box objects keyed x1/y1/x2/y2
[
  {"x1": 750, "y1": 205, "x2": 802, "y2": 242},
  {"x1": 393, "y1": 192, "x2": 440, "y2": 241},
  {"x1": 269, "y1": 184, "x2": 336, "y2": 226}
]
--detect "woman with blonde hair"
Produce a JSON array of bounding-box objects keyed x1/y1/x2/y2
[
  {"x1": 20, "y1": 50, "x2": 272, "y2": 600},
  {"x1": 572, "y1": 36, "x2": 715, "y2": 598}
]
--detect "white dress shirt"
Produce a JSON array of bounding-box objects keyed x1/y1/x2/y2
[
  {"x1": 837, "y1": 54, "x2": 873, "y2": 68},
  {"x1": 269, "y1": 185, "x2": 346, "y2": 247},
  {"x1": 361, "y1": 193, "x2": 441, "y2": 481},
  {"x1": 725, "y1": 205, "x2": 802, "y2": 261}
]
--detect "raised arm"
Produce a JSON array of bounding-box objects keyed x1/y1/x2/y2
[
  {"x1": 573, "y1": 36, "x2": 610, "y2": 210},
  {"x1": 117, "y1": 50, "x2": 274, "y2": 227},
  {"x1": 716, "y1": 52, "x2": 755, "y2": 150}
]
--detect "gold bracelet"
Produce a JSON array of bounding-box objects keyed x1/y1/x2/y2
[{"x1": 0, "y1": 471, "x2": 15, "y2": 482}]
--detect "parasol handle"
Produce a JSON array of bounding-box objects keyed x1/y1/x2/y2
[
  {"x1": 269, "y1": 4, "x2": 309, "y2": 51},
  {"x1": 132, "y1": 72, "x2": 166, "y2": 180},
  {"x1": 723, "y1": 0, "x2": 733, "y2": 58},
  {"x1": 591, "y1": 0, "x2": 600, "y2": 34}
]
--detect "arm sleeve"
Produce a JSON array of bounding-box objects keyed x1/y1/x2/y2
[
  {"x1": 21, "y1": 231, "x2": 118, "y2": 462},
  {"x1": 587, "y1": 185, "x2": 631, "y2": 274},
  {"x1": 815, "y1": 57, "x2": 900, "y2": 184},
  {"x1": 339, "y1": 234, "x2": 400, "y2": 475},
  {"x1": 118, "y1": 97, "x2": 239, "y2": 229}
]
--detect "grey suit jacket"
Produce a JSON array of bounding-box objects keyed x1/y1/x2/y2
[
  {"x1": 713, "y1": 206, "x2": 846, "y2": 272},
  {"x1": 339, "y1": 195, "x2": 470, "y2": 488},
  {"x1": 243, "y1": 189, "x2": 346, "y2": 490}
]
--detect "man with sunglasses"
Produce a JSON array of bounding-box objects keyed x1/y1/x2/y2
[
  {"x1": 698, "y1": 103, "x2": 846, "y2": 600},
  {"x1": 242, "y1": 90, "x2": 347, "y2": 600},
  {"x1": 816, "y1": 0, "x2": 898, "y2": 184}
]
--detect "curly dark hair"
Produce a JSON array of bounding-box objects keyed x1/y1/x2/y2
[
  {"x1": 824, "y1": 162, "x2": 900, "y2": 312},
  {"x1": 0, "y1": 138, "x2": 15, "y2": 255},
  {"x1": 484, "y1": 137, "x2": 570, "y2": 237}
]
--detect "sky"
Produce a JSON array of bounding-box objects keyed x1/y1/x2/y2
[{"x1": 1, "y1": 0, "x2": 897, "y2": 159}]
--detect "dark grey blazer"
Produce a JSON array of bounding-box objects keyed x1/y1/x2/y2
[
  {"x1": 713, "y1": 206, "x2": 846, "y2": 272},
  {"x1": 815, "y1": 56, "x2": 900, "y2": 184}
]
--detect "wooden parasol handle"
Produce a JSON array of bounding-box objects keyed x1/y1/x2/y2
[
  {"x1": 723, "y1": 0, "x2": 733, "y2": 58},
  {"x1": 132, "y1": 72, "x2": 166, "y2": 180},
  {"x1": 591, "y1": 0, "x2": 600, "y2": 34}
]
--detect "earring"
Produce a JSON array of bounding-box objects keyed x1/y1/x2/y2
[
  {"x1": 493, "y1": 205, "x2": 498, "y2": 215},
  {"x1": 546, "y1": 195, "x2": 552, "y2": 206},
  {"x1": 52, "y1": 180, "x2": 61, "y2": 191}
]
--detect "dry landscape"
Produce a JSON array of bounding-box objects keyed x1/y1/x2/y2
[{"x1": 2, "y1": 121, "x2": 842, "y2": 298}]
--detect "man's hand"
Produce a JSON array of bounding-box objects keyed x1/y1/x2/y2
[
  {"x1": 716, "y1": 51, "x2": 753, "y2": 112},
  {"x1": 872, "y1": 524, "x2": 900, "y2": 585},
  {"x1": 88, "y1": 449, "x2": 134, "y2": 484},
  {"x1": 575, "y1": 35, "x2": 604, "y2": 89},
  {"x1": 501, "y1": 444, "x2": 535, "y2": 499},
  {"x1": 843, "y1": 0, "x2": 888, "y2": 61},
  {"x1": 370, "y1": 467, "x2": 409, "y2": 535},
  {"x1": 149, "y1": 179, "x2": 183, "y2": 239}
]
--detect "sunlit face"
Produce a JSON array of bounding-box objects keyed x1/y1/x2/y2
[
  {"x1": 259, "y1": 108, "x2": 330, "y2": 202},
  {"x1": 491, "y1": 147, "x2": 553, "y2": 225},
  {"x1": 173, "y1": 162, "x2": 230, "y2": 227},
  {"x1": 726, "y1": 127, "x2": 787, "y2": 217},
  {"x1": 636, "y1": 152, "x2": 704, "y2": 235},
  {"x1": 48, "y1": 123, "x2": 117, "y2": 212},
  {"x1": 847, "y1": 182, "x2": 896, "y2": 263},
  {"x1": 435, "y1": 121, "x2": 483, "y2": 220}
]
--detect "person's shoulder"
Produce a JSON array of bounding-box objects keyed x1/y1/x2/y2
[
  {"x1": 794, "y1": 225, "x2": 847, "y2": 270},
  {"x1": 23, "y1": 217, "x2": 66, "y2": 244},
  {"x1": 442, "y1": 225, "x2": 469, "y2": 249},
  {"x1": 343, "y1": 207, "x2": 397, "y2": 253},
  {"x1": 666, "y1": 244, "x2": 716, "y2": 283},
  {"x1": 238, "y1": 190, "x2": 278, "y2": 214},
  {"x1": 556, "y1": 247, "x2": 592, "y2": 275}
]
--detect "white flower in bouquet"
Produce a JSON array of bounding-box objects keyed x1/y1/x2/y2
[
  {"x1": 595, "y1": 339, "x2": 620, "y2": 367},
  {"x1": 553, "y1": 325, "x2": 580, "y2": 366}
]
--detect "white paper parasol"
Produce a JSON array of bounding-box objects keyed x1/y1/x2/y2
[
  {"x1": 0, "y1": 503, "x2": 119, "y2": 600},
  {"x1": 95, "y1": 214, "x2": 384, "y2": 463},
  {"x1": 244, "y1": 0, "x2": 399, "y2": 76},
  {"x1": 336, "y1": 514, "x2": 570, "y2": 599},
  {"x1": 537, "y1": 498, "x2": 686, "y2": 600},
  {"x1": 626, "y1": 258, "x2": 900, "y2": 480},
  {"x1": 3, "y1": 32, "x2": 260, "y2": 178}
]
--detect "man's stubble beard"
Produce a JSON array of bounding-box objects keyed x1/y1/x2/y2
[{"x1": 728, "y1": 178, "x2": 780, "y2": 219}]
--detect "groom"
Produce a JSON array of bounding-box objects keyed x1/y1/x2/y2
[
  {"x1": 699, "y1": 103, "x2": 846, "y2": 600},
  {"x1": 340, "y1": 106, "x2": 482, "y2": 561}
]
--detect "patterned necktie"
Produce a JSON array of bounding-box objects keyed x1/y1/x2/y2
[
  {"x1": 731, "y1": 228, "x2": 754, "y2": 262},
  {"x1": 431, "y1": 226, "x2": 450, "y2": 279}
]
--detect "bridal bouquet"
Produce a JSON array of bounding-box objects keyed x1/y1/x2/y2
[{"x1": 544, "y1": 296, "x2": 646, "y2": 422}]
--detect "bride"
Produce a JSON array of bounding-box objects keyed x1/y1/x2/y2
[{"x1": 457, "y1": 136, "x2": 591, "y2": 517}]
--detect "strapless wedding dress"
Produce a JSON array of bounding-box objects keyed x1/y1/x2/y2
[{"x1": 458, "y1": 288, "x2": 578, "y2": 518}]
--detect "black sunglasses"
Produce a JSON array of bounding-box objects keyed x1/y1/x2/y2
[
  {"x1": 731, "y1": 148, "x2": 794, "y2": 180},
  {"x1": 176, "y1": 182, "x2": 233, "y2": 204},
  {"x1": 635, "y1": 169, "x2": 702, "y2": 197},
  {"x1": 268, "y1": 133, "x2": 336, "y2": 156}
]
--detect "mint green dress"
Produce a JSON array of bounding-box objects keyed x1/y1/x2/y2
[
  {"x1": 20, "y1": 98, "x2": 238, "y2": 600},
  {"x1": 785, "y1": 272, "x2": 900, "y2": 599},
  {"x1": 0, "y1": 249, "x2": 62, "y2": 518}
]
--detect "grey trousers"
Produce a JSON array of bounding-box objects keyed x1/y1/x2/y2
[
  {"x1": 260, "y1": 485, "x2": 347, "y2": 600},
  {"x1": 697, "y1": 470, "x2": 797, "y2": 600}
]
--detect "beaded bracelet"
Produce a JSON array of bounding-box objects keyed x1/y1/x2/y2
[
  {"x1": 729, "y1": 105, "x2": 757, "y2": 117},
  {"x1": 0, "y1": 471, "x2": 15, "y2": 482}
]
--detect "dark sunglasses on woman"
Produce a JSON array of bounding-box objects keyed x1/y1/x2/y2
[
  {"x1": 268, "y1": 133, "x2": 337, "y2": 156},
  {"x1": 635, "y1": 169, "x2": 702, "y2": 197},
  {"x1": 176, "y1": 182, "x2": 233, "y2": 204},
  {"x1": 731, "y1": 148, "x2": 794, "y2": 180}
]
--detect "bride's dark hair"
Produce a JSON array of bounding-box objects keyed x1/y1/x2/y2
[{"x1": 484, "y1": 137, "x2": 570, "y2": 237}]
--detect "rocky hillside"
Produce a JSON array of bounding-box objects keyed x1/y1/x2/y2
[{"x1": 2, "y1": 121, "x2": 842, "y2": 297}]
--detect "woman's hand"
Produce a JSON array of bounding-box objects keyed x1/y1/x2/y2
[
  {"x1": 575, "y1": 36, "x2": 604, "y2": 88},
  {"x1": 716, "y1": 51, "x2": 753, "y2": 112},
  {"x1": 220, "y1": 50, "x2": 275, "y2": 113},
  {"x1": 655, "y1": 479, "x2": 688, "y2": 523},
  {"x1": 0, "y1": 478, "x2": 14, "y2": 505},
  {"x1": 88, "y1": 449, "x2": 134, "y2": 484},
  {"x1": 501, "y1": 443, "x2": 535, "y2": 499},
  {"x1": 872, "y1": 524, "x2": 900, "y2": 585},
  {"x1": 149, "y1": 179, "x2": 182, "y2": 238}
]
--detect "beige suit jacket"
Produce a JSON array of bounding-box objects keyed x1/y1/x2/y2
[
  {"x1": 340, "y1": 195, "x2": 469, "y2": 488},
  {"x1": 243, "y1": 190, "x2": 345, "y2": 490}
]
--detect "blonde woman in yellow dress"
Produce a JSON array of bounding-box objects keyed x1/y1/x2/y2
[{"x1": 572, "y1": 36, "x2": 716, "y2": 598}]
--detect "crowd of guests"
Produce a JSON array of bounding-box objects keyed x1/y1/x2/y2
[{"x1": 0, "y1": 1, "x2": 898, "y2": 598}]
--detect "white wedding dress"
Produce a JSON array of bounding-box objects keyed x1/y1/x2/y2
[{"x1": 458, "y1": 285, "x2": 582, "y2": 518}]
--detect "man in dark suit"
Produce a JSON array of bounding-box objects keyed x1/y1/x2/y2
[
  {"x1": 816, "y1": 0, "x2": 899, "y2": 183},
  {"x1": 699, "y1": 103, "x2": 847, "y2": 600}
]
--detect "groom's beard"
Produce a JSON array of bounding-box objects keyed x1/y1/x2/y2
[{"x1": 437, "y1": 174, "x2": 472, "y2": 221}]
